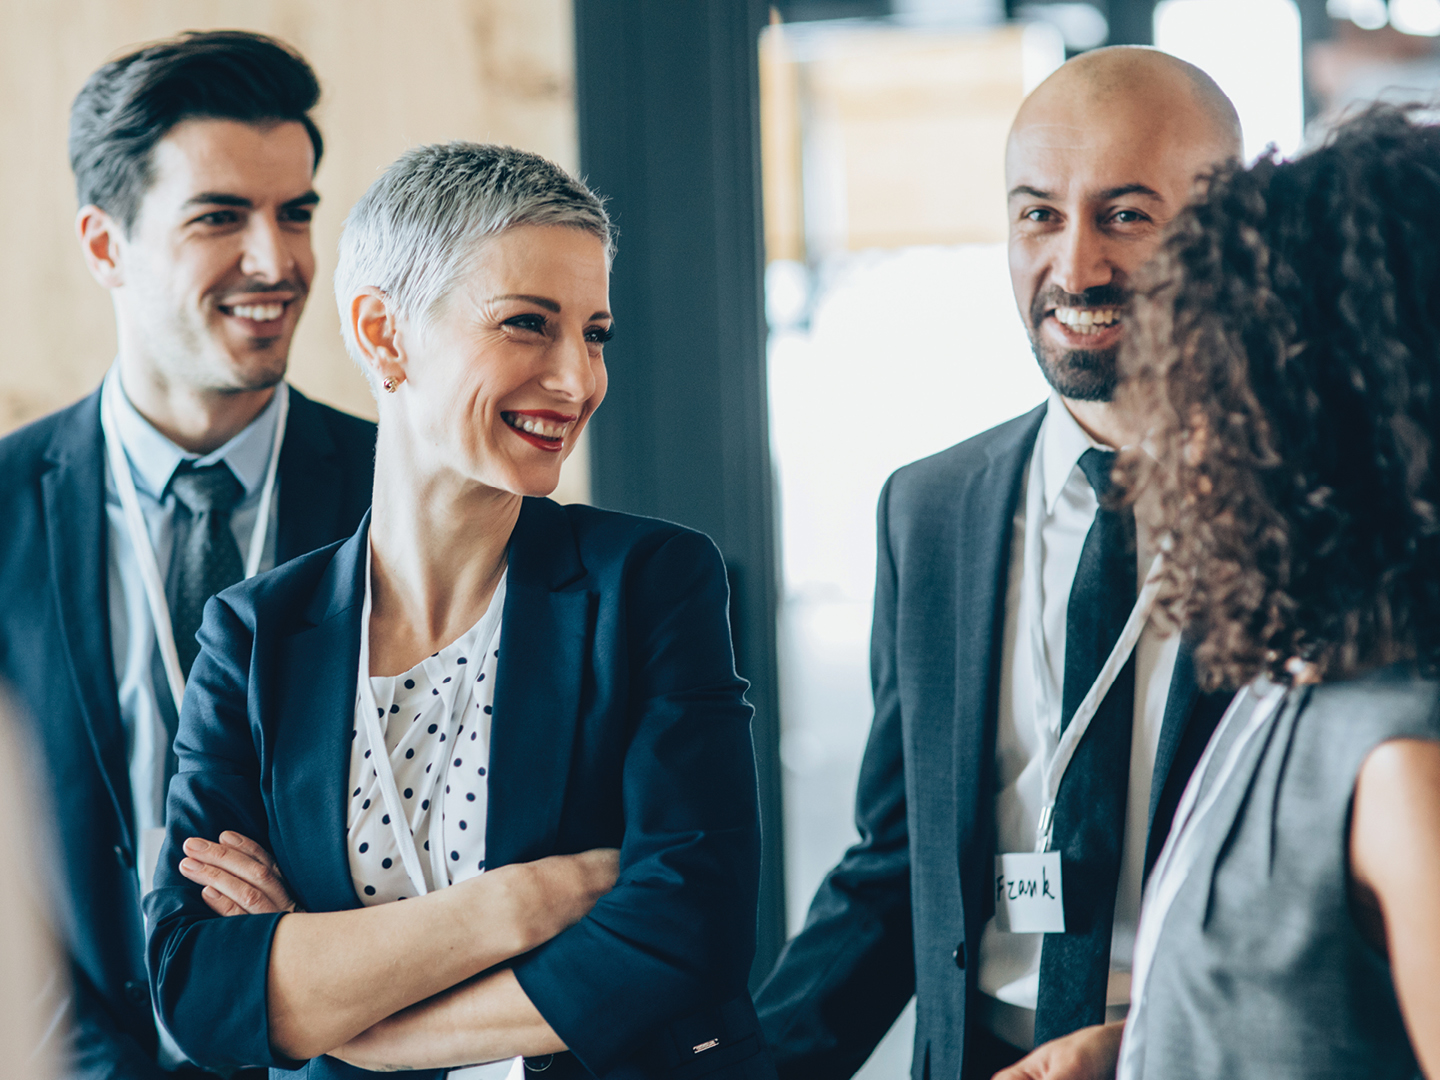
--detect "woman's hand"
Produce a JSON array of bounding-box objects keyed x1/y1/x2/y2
[
  {"x1": 491, "y1": 848, "x2": 620, "y2": 954},
  {"x1": 178, "y1": 831, "x2": 302, "y2": 915},
  {"x1": 993, "y1": 1022, "x2": 1124, "y2": 1080}
]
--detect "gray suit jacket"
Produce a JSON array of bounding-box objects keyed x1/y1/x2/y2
[{"x1": 754, "y1": 405, "x2": 1229, "y2": 1080}]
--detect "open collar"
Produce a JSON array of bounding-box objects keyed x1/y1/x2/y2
[{"x1": 277, "y1": 497, "x2": 591, "y2": 908}]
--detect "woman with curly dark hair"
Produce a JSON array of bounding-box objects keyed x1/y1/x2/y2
[{"x1": 1090, "y1": 106, "x2": 1440, "y2": 1080}]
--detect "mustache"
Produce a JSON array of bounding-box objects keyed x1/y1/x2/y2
[{"x1": 1029, "y1": 284, "x2": 1129, "y2": 326}]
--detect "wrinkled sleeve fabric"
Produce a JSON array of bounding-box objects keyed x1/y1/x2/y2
[
  {"x1": 142, "y1": 595, "x2": 293, "y2": 1073},
  {"x1": 753, "y1": 476, "x2": 916, "y2": 1080},
  {"x1": 511, "y1": 530, "x2": 762, "y2": 1077}
]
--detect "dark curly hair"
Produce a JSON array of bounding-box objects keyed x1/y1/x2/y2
[{"x1": 1119, "y1": 105, "x2": 1440, "y2": 692}]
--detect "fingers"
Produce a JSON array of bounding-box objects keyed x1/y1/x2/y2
[
  {"x1": 179, "y1": 855, "x2": 279, "y2": 914},
  {"x1": 217, "y1": 830, "x2": 280, "y2": 872},
  {"x1": 179, "y1": 834, "x2": 299, "y2": 914},
  {"x1": 199, "y1": 884, "x2": 247, "y2": 917}
]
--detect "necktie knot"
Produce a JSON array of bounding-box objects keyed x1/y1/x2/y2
[
  {"x1": 1077, "y1": 447, "x2": 1118, "y2": 500},
  {"x1": 169, "y1": 462, "x2": 244, "y2": 517}
]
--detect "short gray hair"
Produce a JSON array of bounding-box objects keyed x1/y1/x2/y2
[{"x1": 334, "y1": 142, "x2": 613, "y2": 361}]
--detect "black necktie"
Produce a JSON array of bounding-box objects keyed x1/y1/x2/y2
[
  {"x1": 1034, "y1": 447, "x2": 1138, "y2": 1044},
  {"x1": 168, "y1": 461, "x2": 245, "y2": 678}
]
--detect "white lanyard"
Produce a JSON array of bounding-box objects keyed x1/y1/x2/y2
[
  {"x1": 1022, "y1": 438, "x2": 1164, "y2": 852},
  {"x1": 100, "y1": 375, "x2": 289, "y2": 717},
  {"x1": 354, "y1": 537, "x2": 502, "y2": 899},
  {"x1": 1118, "y1": 681, "x2": 1288, "y2": 1079}
]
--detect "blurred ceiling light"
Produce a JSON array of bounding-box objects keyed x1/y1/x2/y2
[
  {"x1": 892, "y1": 0, "x2": 1005, "y2": 21},
  {"x1": 1017, "y1": 3, "x2": 1109, "y2": 50},
  {"x1": 1155, "y1": 0, "x2": 1305, "y2": 162},
  {"x1": 1389, "y1": 0, "x2": 1440, "y2": 34},
  {"x1": 1022, "y1": 20, "x2": 1068, "y2": 91},
  {"x1": 1326, "y1": 0, "x2": 1392, "y2": 29}
]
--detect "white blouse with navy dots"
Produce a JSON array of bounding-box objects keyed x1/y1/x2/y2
[
  {"x1": 345, "y1": 564, "x2": 521, "y2": 1079},
  {"x1": 346, "y1": 573, "x2": 505, "y2": 902}
]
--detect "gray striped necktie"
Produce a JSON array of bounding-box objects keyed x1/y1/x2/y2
[{"x1": 167, "y1": 461, "x2": 245, "y2": 678}]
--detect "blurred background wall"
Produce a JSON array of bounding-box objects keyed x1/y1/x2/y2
[
  {"x1": 0, "y1": 0, "x2": 589, "y2": 498},
  {"x1": 0, "y1": 691, "x2": 61, "y2": 1080}
]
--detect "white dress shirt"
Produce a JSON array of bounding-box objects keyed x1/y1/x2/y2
[
  {"x1": 977, "y1": 395, "x2": 1180, "y2": 1049},
  {"x1": 103, "y1": 368, "x2": 283, "y2": 859},
  {"x1": 102, "y1": 368, "x2": 284, "y2": 1068}
]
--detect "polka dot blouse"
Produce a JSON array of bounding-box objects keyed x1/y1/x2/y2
[{"x1": 346, "y1": 574, "x2": 505, "y2": 905}]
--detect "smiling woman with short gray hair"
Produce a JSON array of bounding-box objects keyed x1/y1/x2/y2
[{"x1": 143, "y1": 142, "x2": 775, "y2": 1080}]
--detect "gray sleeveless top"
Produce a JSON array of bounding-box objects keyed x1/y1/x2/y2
[{"x1": 1126, "y1": 668, "x2": 1440, "y2": 1080}]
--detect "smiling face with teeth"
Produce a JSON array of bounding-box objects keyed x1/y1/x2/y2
[
  {"x1": 81, "y1": 117, "x2": 317, "y2": 412},
  {"x1": 1005, "y1": 49, "x2": 1242, "y2": 413},
  {"x1": 355, "y1": 224, "x2": 611, "y2": 501}
]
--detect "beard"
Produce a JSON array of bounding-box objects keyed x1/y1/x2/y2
[{"x1": 1025, "y1": 284, "x2": 1127, "y2": 403}]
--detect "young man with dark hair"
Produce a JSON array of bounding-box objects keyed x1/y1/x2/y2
[{"x1": 0, "y1": 31, "x2": 375, "y2": 1079}]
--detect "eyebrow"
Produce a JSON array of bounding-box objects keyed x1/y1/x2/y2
[
  {"x1": 1007, "y1": 182, "x2": 1165, "y2": 202},
  {"x1": 180, "y1": 190, "x2": 320, "y2": 210},
  {"x1": 488, "y1": 294, "x2": 614, "y2": 322},
  {"x1": 490, "y1": 293, "x2": 560, "y2": 313},
  {"x1": 1097, "y1": 183, "x2": 1164, "y2": 202}
]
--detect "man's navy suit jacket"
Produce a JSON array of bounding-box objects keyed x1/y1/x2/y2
[
  {"x1": 753, "y1": 406, "x2": 1230, "y2": 1080},
  {"x1": 144, "y1": 499, "x2": 776, "y2": 1080},
  {"x1": 0, "y1": 386, "x2": 376, "y2": 1078}
]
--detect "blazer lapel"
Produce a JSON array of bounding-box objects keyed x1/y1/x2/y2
[
  {"x1": 269, "y1": 522, "x2": 368, "y2": 912},
  {"x1": 276, "y1": 388, "x2": 346, "y2": 563},
  {"x1": 1149, "y1": 641, "x2": 1200, "y2": 830},
  {"x1": 485, "y1": 498, "x2": 592, "y2": 869},
  {"x1": 954, "y1": 406, "x2": 1046, "y2": 916},
  {"x1": 1143, "y1": 637, "x2": 1230, "y2": 877},
  {"x1": 40, "y1": 391, "x2": 135, "y2": 848}
]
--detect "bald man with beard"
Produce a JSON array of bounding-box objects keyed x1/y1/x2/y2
[{"x1": 755, "y1": 48, "x2": 1243, "y2": 1080}]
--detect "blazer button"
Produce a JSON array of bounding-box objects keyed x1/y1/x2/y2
[
  {"x1": 114, "y1": 845, "x2": 134, "y2": 869},
  {"x1": 124, "y1": 980, "x2": 149, "y2": 1007},
  {"x1": 524, "y1": 1056, "x2": 554, "y2": 1072},
  {"x1": 953, "y1": 943, "x2": 966, "y2": 969}
]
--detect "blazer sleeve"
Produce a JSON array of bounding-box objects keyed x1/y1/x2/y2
[
  {"x1": 510, "y1": 529, "x2": 762, "y2": 1076},
  {"x1": 753, "y1": 476, "x2": 917, "y2": 1080},
  {"x1": 142, "y1": 596, "x2": 294, "y2": 1073}
]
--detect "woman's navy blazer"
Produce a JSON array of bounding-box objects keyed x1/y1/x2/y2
[{"x1": 144, "y1": 497, "x2": 773, "y2": 1080}]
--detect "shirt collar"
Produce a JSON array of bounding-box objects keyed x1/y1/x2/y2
[
  {"x1": 1039, "y1": 392, "x2": 1108, "y2": 515},
  {"x1": 103, "y1": 366, "x2": 285, "y2": 500}
]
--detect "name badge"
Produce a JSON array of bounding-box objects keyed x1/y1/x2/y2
[{"x1": 994, "y1": 851, "x2": 1065, "y2": 933}]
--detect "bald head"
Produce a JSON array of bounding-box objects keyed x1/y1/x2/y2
[
  {"x1": 1004, "y1": 47, "x2": 1241, "y2": 416},
  {"x1": 1013, "y1": 46, "x2": 1241, "y2": 161}
]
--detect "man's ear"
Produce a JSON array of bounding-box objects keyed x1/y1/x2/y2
[
  {"x1": 350, "y1": 288, "x2": 408, "y2": 390},
  {"x1": 76, "y1": 205, "x2": 125, "y2": 289}
]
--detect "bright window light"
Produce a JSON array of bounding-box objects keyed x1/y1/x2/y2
[
  {"x1": 1390, "y1": 0, "x2": 1440, "y2": 35},
  {"x1": 1329, "y1": 0, "x2": 1392, "y2": 29},
  {"x1": 1155, "y1": 0, "x2": 1305, "y2": 161}
]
